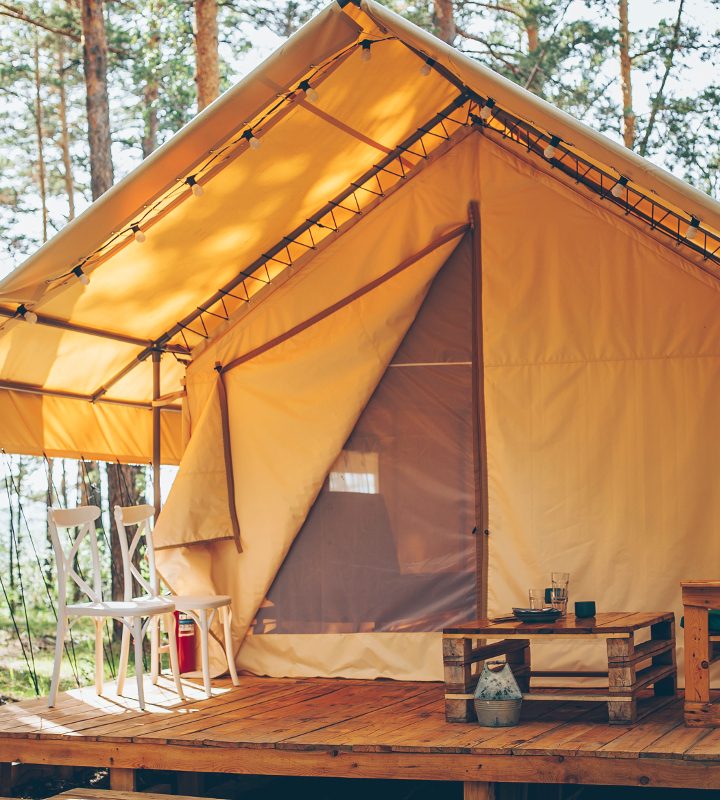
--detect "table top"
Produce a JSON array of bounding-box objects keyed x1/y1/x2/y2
[{"x1": 443, "y1": 611, "x2": 674, "y2": 636}]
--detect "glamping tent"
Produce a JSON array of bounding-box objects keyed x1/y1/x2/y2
[{"x1": 2, "y1": 0, "x2": 720, "y2": 682}]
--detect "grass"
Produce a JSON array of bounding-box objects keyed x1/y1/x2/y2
[{"x1": 0, "y1": 613, "x2": 136, "y2": 702}]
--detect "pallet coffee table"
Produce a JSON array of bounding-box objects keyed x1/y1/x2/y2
[{"x1": 443, "y1": 612, "x2": 676, "y2": 724}]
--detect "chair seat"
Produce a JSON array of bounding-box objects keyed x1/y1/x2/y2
[
  {"x1": 171, "y1": 594, "x2": 232, "y2": 611},
  {"x1": 65, "y1": 597, "x2": 175, "y2": 617}
]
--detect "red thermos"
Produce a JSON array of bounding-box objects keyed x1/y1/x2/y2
[{"x1": 175, "y1": 610, "x2": 196, "y2": 673}]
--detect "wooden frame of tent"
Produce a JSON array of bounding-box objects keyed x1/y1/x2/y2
[{"x1": 2, "y1": 677, "x2": 720, "y2": 796}]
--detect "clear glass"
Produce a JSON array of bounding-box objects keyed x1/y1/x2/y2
[
  {"x1": 551, "y1": 572, "x2": 570, "y2": 616},
  {"x1": 528, "y1": 589, "x2": 544, "y2": 609}
]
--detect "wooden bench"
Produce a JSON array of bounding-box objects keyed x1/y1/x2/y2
[{"x1": 443, "y1": 612, "x2": 677, "y2": 724}]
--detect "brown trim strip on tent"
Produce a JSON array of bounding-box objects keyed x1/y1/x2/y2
[
  {"x1": 298, "y1": 99, "x2": 413, "y2": 171},
  {"x1": 0, "y1": 378, "x2": 182, "y2": 412},
  {"x1": 469, "y1": 200, "x2": 490, "y2": 620},
  {"x1": 215, "y1": 368, "x2": 243, "y2": 553},
  {"x1": 219, "y1": 224, "x2": 469, "y2": 374}
]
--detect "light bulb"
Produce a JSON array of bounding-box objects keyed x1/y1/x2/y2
[
  {"x1": 420, "y1": 59, "x2": 433, "y2": 76},
  {"x1": 187, "y1": 176, "x2": 204, "y2": 197},
  {"x1": 132, "y1": 225, "x2": 146, "y2": 243},
  {"x1": 73, "y1": 267, "x2": 90, "y2": 286},
  {"x1": 544, "y1": 136, "x2": 561, "y2": 160},
  {"x1": 479, "y1": 99, "x2": 495, "y2": 121},
  {"x1": 611, "y1": 177, "x2": 628, "y2": 199},
  {"x1": 24, "y1": 310, "x2": 37, "y2": 324},
  {"x1": 360, "y1": 41, "x2": 372, "y2": 62},
  {"x1": 243, "y1": 130, "x2": 261, "y2": 150},
  {"x1": 299, "y1": 81, "x2": 319, "y2": 102},
  {"x1": 686, "y1": 218, "x2": 701, "y2": 241}
]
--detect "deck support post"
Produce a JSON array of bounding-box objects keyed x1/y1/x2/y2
[
  {"x1": 464, "y1": 781, "x2": 495, "y2": 800},
  {"x1": 177, "y1": 772, "x2": 204, "y2": 794},
  {"x1": 109, "y1": 767, "x2": 136, "y2": 791}
]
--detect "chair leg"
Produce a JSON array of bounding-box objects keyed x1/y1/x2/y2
[
  {"x1": 94, "y1": 618, "x2": 104, "y2": 695},
  {"x1": 117, "y1": 623, "x2": 131, "y2": 695},
  {"x1": 221, "y1": 604, "x2": 240, "y2": 686},
  {"x1": 150, "y1": 616, "x2": 160, "y2": 684},
  {"x1": 164, "y1": 613, "x2": 186, "y2": 702},
  {"x1": 48, "y1": 614, "x2": 67, "y2": 708},
  {"x1": 133, "y1": 617, "x2": 145, "y2": 710},
  {"x1": 198, "y1": 608, "x2": 211, "y2": 697}
]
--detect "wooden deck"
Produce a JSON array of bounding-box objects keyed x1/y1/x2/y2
[{"x1": 2, "y1": 676, "x2": 720, "y2": 793}]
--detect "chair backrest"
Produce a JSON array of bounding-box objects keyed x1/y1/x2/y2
[
  {"x1": 48, "y1": 505, "x2": 103, "y2": 607},
  {"x1": 114, "y1": 504, "x2": 159, "y2": 601}
]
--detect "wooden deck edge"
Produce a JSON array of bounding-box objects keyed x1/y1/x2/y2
[{"x1": 3, "y1": 737, "x2": 720, "y2": 789}]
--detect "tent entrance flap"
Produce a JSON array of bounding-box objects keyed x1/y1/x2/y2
[{"x1": 255, "y1": 231, "x2": 477, "y2": 637}]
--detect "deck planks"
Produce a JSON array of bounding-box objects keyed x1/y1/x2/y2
[{"x1": 3, "y1": 677, "x2": 720, "y2": 789}]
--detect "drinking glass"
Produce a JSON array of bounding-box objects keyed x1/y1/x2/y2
[
  {"x1": 528, "y1": 589, "x2": 544, "y2": 610},
  {"x1": 551, "y1": 572, "x2": 570, "y2": 617}
]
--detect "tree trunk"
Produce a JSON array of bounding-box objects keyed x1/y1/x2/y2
[
  {"x1": 33, "y1": 33, "x2": 48, "y2": 242},
  {"x1": 142, "y1": 78, "x2": 159, "y2": 158},
  {"x1": 81, "y1": 0, "x2": 113, "y2": 198},
  {"x1": 618, "y1": 0, "x2": 635, "y2": 149},
  {"x1": 107, "y1": 463, "x2": 145, "y2": 638},
  {"x1": 56, "y1": 38, "x2": 75, "y2": 220},
  {"x1": 432, "y1": 0, "x2": 456, "y2": 45},
  {"x1": 194, "y1": 0, "x2": 219, "y2": 111}
]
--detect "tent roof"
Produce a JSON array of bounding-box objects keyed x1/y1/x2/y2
[{"x1": 1, "y1": 0, "x2": 719, "y2": 462}]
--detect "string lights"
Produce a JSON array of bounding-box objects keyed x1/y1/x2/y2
[
  {"x1": 543, "y1": 135, "x2": 561, "y2": 160},
  {"x1": 360, "y1": 40, "x2": 372, "y2": 62},
  {"x1": 186, "y1": 175, "x2": 204, "y2": 197},
  {"x1": 72, "y1": 266, "x2": 90, "y2": 286},
  {"x1": 420, "y1": 58, "x2": 434, "y2": 76},
  {"x1": 243, "y1": 130, "x2": 262, "y2": 150},
  {"x1": 16, "y1": 305, "x2": 37, "y2": 324},
  {"x1": 298, "y1": 80, "x2": 319, "y2": 102},
  {"x1": 479, "y1": 98, "x2": 495, "y2": 121},
  {"x1": 131, "y1": 225, "x2": 146, "y2": 243},
  {"x1": 611, "y1": 176, "x2": 629, "y2": 199},
  {"x1": 686, "y1": 217, "x2": 701, "y2": 241}
]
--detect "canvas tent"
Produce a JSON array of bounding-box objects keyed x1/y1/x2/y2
[{"x1": 2, "y1": 0, "x2": 720, "y2": 682}]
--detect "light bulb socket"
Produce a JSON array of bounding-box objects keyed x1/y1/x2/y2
[
  {"x1": 72, "y1": 266, "x2": 90, "y2": 285},
  {"x1": 421, "y1": 58, "x2": 434, "y2": 75},
  {"x1": 298, "y1": 80, "x2": 318, "y2": 102},
  {"x1": 686, "y1": 217, "x2": 701, "y2": 240},
  {"x1": 132, "y1": 224, "x2": 146, "y2": 243},
  {"x1": 611, "y1": 176, "x2": 629, "y2": 198},
  {"x1": 479, "y1": 98, "x2": 495, "y2": 121},
  {"x1": 544, "y1": 135, "x2": 561, "y2": 159},
  {"x1": 243, "y1": 130, "x2": 261, "y2": 149},
  {"x1": 360, "y1": 40, "x2": 372, "y2": 60},
  {"x1": 187, "y1": 175, "x2": 204, "y2": 196},
  {"x1": 17, "y1": 305, "x2": 37, "y2": 324}
]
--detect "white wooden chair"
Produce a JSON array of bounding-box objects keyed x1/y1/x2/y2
[
  {"x1": 114, "y1": 504, "x2": 240, "y2": 698},
  {"x1": 47, "y1": 505, "x2": 185, "y2": 709}
]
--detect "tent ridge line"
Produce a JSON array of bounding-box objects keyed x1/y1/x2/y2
[
  {"x1": 89, "y1": 92, "x2": 471, "y2": 402},
  {"x1": 0, "y1": 378, "x2": 182, "y2": 412},
  {"x1": 217, "y1": 224, "x2": 469, "y2": 374},
  {"x1": 190, "y1": 125, "x2": 476, "y2": 365}
]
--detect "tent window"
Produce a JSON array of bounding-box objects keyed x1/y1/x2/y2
[
  {"x1": 261, "y1": 233, "x2": 477, "y2": 635},
  {"x1": 329, "y1": 451, "x2": 379, "y2": 494}
]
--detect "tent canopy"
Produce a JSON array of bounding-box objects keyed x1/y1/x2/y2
[
  {"x1": 1, "y1": 0, "x2": 718, "y2": 463},
  {"x1": 2, "y1": 0, "x2": 720, "y2": 681}
]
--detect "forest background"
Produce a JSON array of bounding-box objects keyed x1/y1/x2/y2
[{"x1": 0, "y1": 0, "x2": 718, "y2": 699}]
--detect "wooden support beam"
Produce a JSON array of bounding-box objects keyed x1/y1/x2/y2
[
  {"x1": 109, "y1": 767, "x2": 136, "y2": 790},
  {"x1": 464, "y1": 782, "x2": 495, "y2": 800}
]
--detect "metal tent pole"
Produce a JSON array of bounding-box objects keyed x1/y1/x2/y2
[{"x1": 151, "y1": 350, "x2": 162, "y2": 519}]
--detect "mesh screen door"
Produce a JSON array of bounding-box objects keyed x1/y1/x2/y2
[{"x1": 260, "y1": 234, "x2": 477, "y2": 633}]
